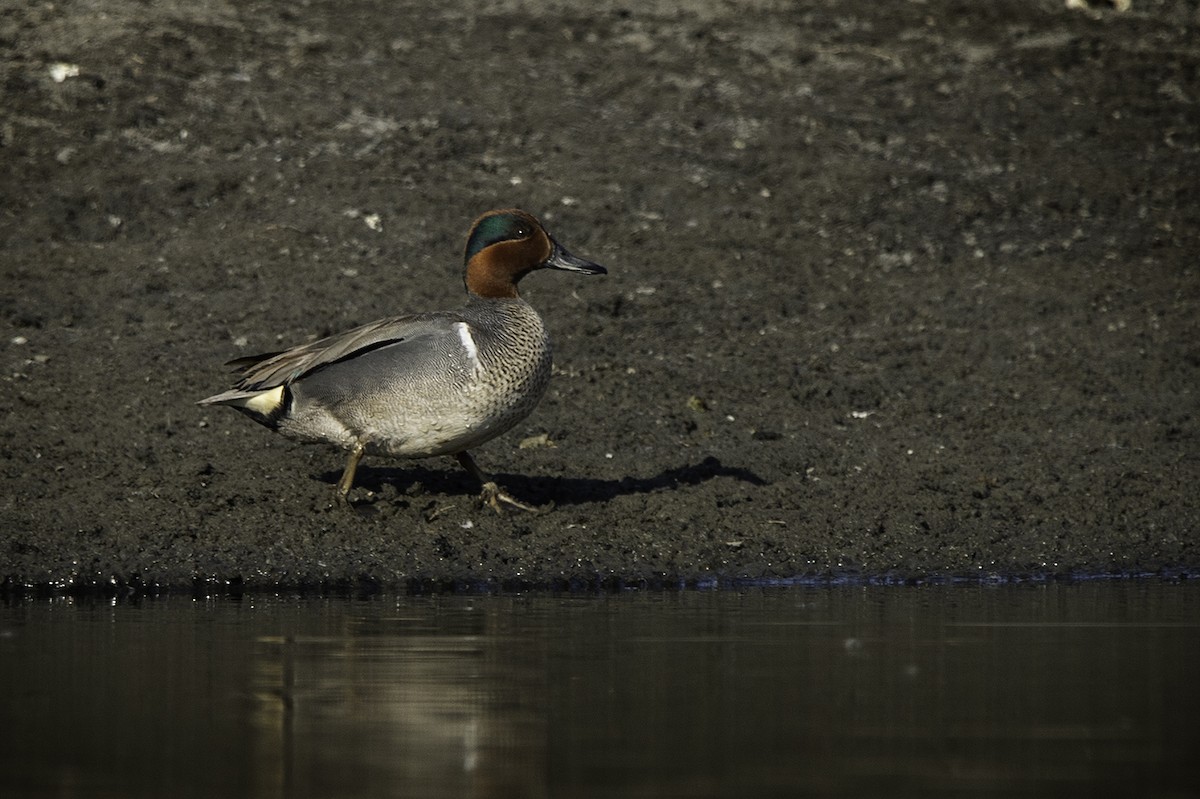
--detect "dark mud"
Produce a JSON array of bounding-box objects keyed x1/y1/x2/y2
[{"x1": 2, "y1": 0, "x2": 1198, "y2": 591}]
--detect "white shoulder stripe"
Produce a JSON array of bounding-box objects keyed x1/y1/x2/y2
[{"x1": 455, "y1": 321, "x2": 479, "y2": 365}]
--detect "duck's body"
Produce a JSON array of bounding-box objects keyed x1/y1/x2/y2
[
  {"x1": 198, "y1": 209, "x2": 606, "y2": 511},
  {"x1": 208, "y1": 297, "x2": 552, "y2": 459}
]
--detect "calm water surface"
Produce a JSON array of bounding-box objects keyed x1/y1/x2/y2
[{"x1": 1, "y1": 582, "x2": 1197, "y2": 798}]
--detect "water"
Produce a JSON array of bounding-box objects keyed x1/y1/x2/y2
[{"x1": 1, "y1": 582, "x2": 1197, "y2": 798}]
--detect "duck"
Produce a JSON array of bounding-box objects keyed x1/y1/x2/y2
[{"x1": 197, "y1": 208, "x2": 606, "y2": 512}]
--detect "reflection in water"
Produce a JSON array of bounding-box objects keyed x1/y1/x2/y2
[
  {"x1": 250, "y1": 609, "x2": 548, "y2": 799},
  {"x1": 1, "y1": 583, "x2": 1198, "y2": 798}
]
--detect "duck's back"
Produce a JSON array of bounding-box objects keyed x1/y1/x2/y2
[{"x1": 281, "y1": 296, "x2": 552, "y2": 458}]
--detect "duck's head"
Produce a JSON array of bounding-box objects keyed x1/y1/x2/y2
[{"x1": 463, "y1": 208, "x2": 606, "y2": 299}]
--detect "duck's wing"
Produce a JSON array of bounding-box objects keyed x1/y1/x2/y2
[{"x1": 197, "y1": 312, "x2": 458, "y2": 405}]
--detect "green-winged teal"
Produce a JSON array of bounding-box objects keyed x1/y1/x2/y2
[{"x1": 198, "y1": 209, "x2": 606, "y2": 512}]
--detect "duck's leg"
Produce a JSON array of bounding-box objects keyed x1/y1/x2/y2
[
  {"x1": 335, "y1": 442, "x2": 366, "y2": 503},
  {"x1": 454, "y1": 451, "x2": 539, "y2": 513}
]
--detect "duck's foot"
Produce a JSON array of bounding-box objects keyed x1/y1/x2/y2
[
  {"x1": 479, "y1": 481, "x2": 541, "y2": 514},
  {"x1": 455, "y1": 450, "x2": 545, "y2": 514},
  {"x1": 329, "y1": 489, "x2": 371, "y2": 513}
]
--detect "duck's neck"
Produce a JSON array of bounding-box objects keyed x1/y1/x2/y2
[{"x1": 465, "y1": 266, "x2": 522, "y2": 299}]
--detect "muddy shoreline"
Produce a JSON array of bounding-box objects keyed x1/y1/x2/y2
[{"x1": 3, "y1": 1, "x2": 1198, "y2": 591}]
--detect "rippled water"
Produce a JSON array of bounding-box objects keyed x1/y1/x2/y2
[{"x1": 2, "y1": 581, "x2": 1197, "y2": 798}]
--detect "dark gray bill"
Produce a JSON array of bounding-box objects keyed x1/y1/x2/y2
[{"x1": 544, "y1": 240, "x2": 607, "y2": 275}]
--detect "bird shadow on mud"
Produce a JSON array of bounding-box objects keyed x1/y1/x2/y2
[{"x1": 322, "y1": 455, "x2": 767, "y2": 507}]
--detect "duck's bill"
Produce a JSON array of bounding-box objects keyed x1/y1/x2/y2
[{"x1": 545, "y1": 240, "x2": 607, "y2": 275}]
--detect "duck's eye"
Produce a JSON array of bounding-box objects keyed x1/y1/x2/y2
[{"x1": 513, "y1": 226, "x2": 531, "y2": 238}]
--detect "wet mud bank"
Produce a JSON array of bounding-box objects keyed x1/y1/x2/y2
[{"x1": 2, "y1": 1, "x2": 1198, "y2": 591}]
